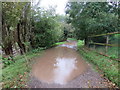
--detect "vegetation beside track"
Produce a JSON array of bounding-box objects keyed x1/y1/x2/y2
[
  {"x1": 2, "y1": 41, "x2": 66, "y2": 88},
  {"x1": 77, "y1": 40, "x2": 119, "y2": 87},
  {"x1": 2, "y1": 48, "x2": 43, "y2": 88}
]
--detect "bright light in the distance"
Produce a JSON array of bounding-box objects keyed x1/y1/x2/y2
[{"x1": 34, "y1": 0, "x2": 68, "y2": 15}]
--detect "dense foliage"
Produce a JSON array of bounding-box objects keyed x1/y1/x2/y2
[
  {"x1": 31, "y1": 7, "x2": 64, "y2": 48},
  {"x1": 1, "y1": 2, "x2": 65, "y2": 68},
  {"x1": 2, "y1": 2, "x2": 64, "y2": 57},
  {"x1": 77, "y1": 41, "x2": 119, "y2": 87},
  {"x1": 2, "y1": 2, "x2": 31, "y2": 55},
  {"x1": 66, "y1": 2, "x2": 119, "y2": 45}
]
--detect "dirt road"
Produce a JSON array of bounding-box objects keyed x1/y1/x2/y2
[{"x1": 28, "y1": 41, "x2": 114, "y2": 88}]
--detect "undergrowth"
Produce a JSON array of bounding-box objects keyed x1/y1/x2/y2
[
  {"x1": 53, "y1": 41, "x2": 66, "y2": 46},
  {"x1": 77, "y1": 40, "x2": 119, "y2": 87},
  {"x1": 2, "y1": 48, "x2": 43, "y2": 88}
]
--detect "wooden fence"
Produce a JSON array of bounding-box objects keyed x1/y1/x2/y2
[
  {"x1": 88, "y1": 32, "x2": 120, "y2": 47},
  {"x1": 87, "y1": 31, "x2": 120, "y2": 61}
]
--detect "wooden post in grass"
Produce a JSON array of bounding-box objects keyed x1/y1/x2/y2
[
  {"x1": 105, "y1": 35, "x2": 109, "y2": 54},
  {"x1": 93, "y1": 44, "x2": 96, "y2": 50},
  {"x1": 88, "y1": 37, "x2": 90, "y2": 47}
]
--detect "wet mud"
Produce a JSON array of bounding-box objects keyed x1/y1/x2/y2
[
  {"x1": 32, "y1": 42, "x2": 88, "y2": 84},
  {"x1": 29, "y1": 42, "x2": 115, "y2": 88}
]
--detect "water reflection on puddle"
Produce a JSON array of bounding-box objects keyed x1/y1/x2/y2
[
  {"x1": 32, "y1": 44, "x2": 88, "y2": 85},
  {"x1": 54, "y1": 57, "x2": 77, "y2": 84}
]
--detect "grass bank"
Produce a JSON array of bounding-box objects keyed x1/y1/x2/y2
[
  {"x1": 90, "y1": 46, "x2": 118, "y2": 59},
  {"x1": 2, "y1": 48, "x2": 43, "y2": 88},
  {"x1": 53, "y1": 41, "x2": 66, "y2": 46},
  {"x1": 67, "y1": 38, "x2": 77, "y2": 41},
  {"x1": 77, "y1": 40, "x2": 119, "y2": 87},
  {"x1": 2, "y1": 41, "x2": 66, "y2": 88}
]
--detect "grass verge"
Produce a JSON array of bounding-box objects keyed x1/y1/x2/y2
[
  {"x1": 91, "y1": 46, "x2": 118, "y2": 59},
  {"x1": 77, "y1": 40, "x2": 119, "y2": 87},
  {"x1": 2, "y1": 49, "x2": 43, "y2": 88},
  {"x1": 67, "y1": 38, "x2": 77, "y2": 41},
  {"x1": 53, "y1": 41, "x2": 66, "y2": 46}
]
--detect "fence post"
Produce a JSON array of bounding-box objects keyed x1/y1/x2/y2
[
  {"x1": 93, "y1": 44, "x2": 96, "y2": 50},
  {"x1": 88, "y1": 37, "x2": 90, "y2": 47},
  {"x1": 105, "y1": 35, "x2": 109, "y2": 54}
]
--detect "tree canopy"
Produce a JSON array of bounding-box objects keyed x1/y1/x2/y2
[
  {"x1": 65, "y1": 2, "x2": 119, "y2": 45},
  {"x1": 2, "y1": 2, "x2": 65, "y2": 56}
]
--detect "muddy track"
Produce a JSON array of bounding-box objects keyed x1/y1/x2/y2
[{"x1": 28, "y1": 41, "x2": 115, "y2": 88}]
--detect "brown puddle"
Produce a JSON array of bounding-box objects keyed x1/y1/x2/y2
[{"x1": 32, "y1": 42, "x2": 88, "y2": 85}]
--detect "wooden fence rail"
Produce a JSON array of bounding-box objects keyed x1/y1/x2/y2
[
  {"x1": 88, "y1": 31, "x2": 120, "y2": 47},
  {"x1": 88, "y1": 31, "x2": 120, "y2": 60},
  {"x1": 88, "y1": 32, "x2": 120, "y2": 37},
  {"x1": 90, "y1": 43, "x2": 120, "y2": 47}
]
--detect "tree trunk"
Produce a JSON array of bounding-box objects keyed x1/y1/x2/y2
[
  {"x1": 17, "y1": 22, "x2": 26, "y2": 55},
  {"x1": 4, "y1": 42, "x2": 13, "y2": 55},
  {"x1": 84, "y1": 37, "x2": 89, "y2": 46},
  {"x1": 29, "y1": 22, "x2": 35, "y2": 49},
  {"x1": 29, "y1": 35, "x2": 35, "y2": 48},
  {"x1": 2, "y1": 22, "x2": 13, "y2": 56}
]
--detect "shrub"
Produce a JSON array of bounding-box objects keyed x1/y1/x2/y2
[{"x1": 2, "y1": 56, "x2": 14, "y2": 68}]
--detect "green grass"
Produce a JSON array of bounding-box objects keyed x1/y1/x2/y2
[
  {"x1": 67, "y1": 38, "x2": 77, "y2": 41},
  {"x1": 93, "y1": 46, "x2": 118, "y2": 59},
  {"x1": 77, "y1": 40, "x2": 84, "y2": 46},
  {"x1": 2, "y1": 41, "x2": 67, "y2": 88},
  {"x1": 53, "y1": 38, "x2": 78, "y2": 46},
  {"x1": 2, "y1": 49, "x2": 43, "y2": 88},
  {"x1": 53, "y1": 41, "x2": 66, "y2": 46},
  {"x1": 77, "y1": 40, "x2": 119, "y2": 87}
]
